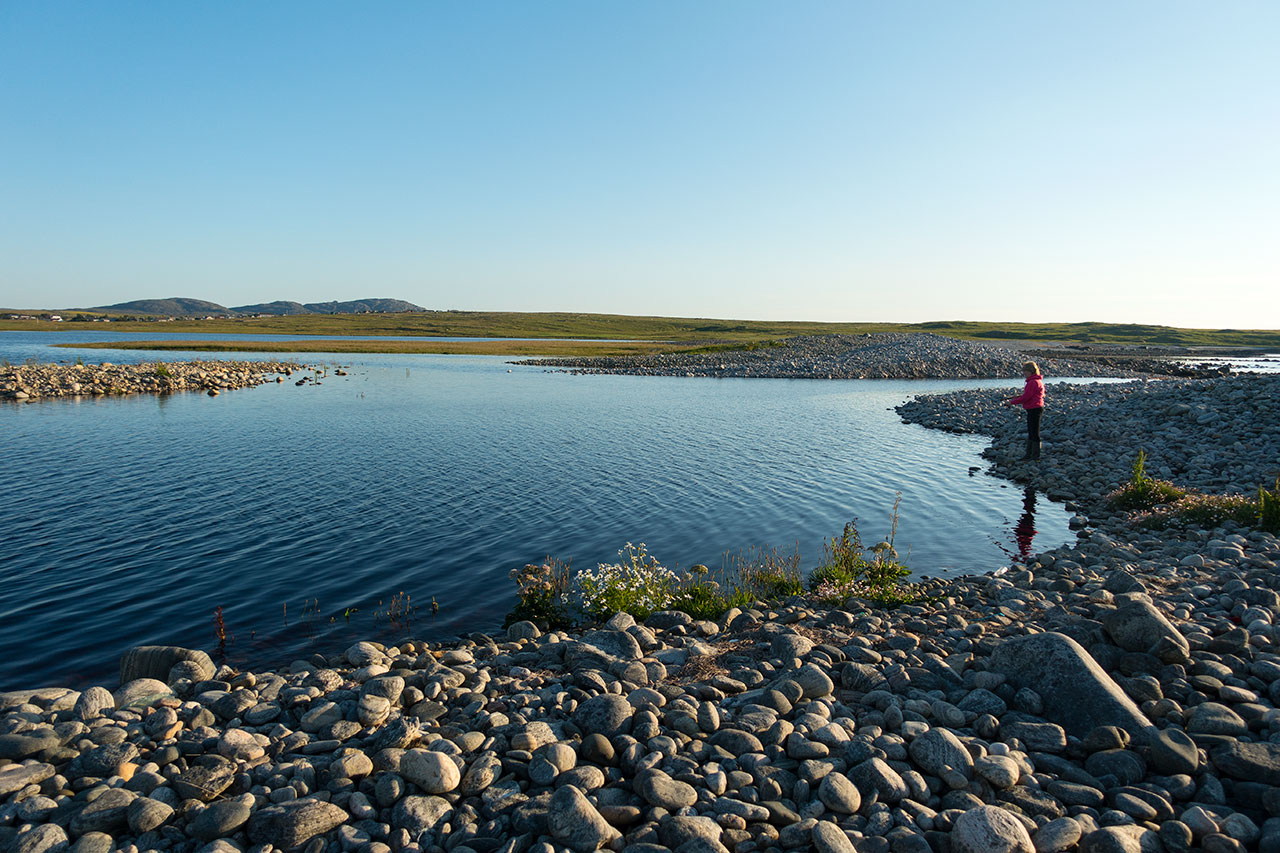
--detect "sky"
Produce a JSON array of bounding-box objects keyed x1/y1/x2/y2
[{"x1": 1, "y1": 2, "x2": 1277, "y2": 327}]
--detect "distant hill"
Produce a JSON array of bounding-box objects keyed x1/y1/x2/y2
[
  {"x1": 92, "y1": 297, "x2": 231, "y2": 316},
  {"x1": 230, "y1": 300, "x2": 312, "y2": 315},
  {"x1": 91, "y1": 296, "x2": 426, "y2": 316},
  {"x1": 299, "y1": 299, "x2": 425, "y2": 314}
]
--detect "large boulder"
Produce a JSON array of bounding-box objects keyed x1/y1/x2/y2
[
  {"x1": 909, "y1": 726, "x2": 974, "y2": 778},
  {"x1": 564, "y1": 630, "x2": 642, "y2": 669},
  {"x1": 247, "y1": 800, "x2": 348, "y2": 849},
  {"x1": 119, "y1": 645, "x2": 215, "y2": 685},
  {"x1": 0, "y1": 763, "x2": 55, "y2": 797},
  {"x1": 401, "y1": 749, "x2": 461, "y2": 793},
  {"x1": 391, "y1": 796, "x2": 453, "y2": 837},
  {"x1": 990, "y1": 632, "x2": 1154, "y2": 744},
  {"x1": 1211, "y1": 741, "x2": 1280, "y2": 784},
  {"x1": 547, "y1": 785, "x2": 621, "y2": 852},
  {"x1": 12, "y1": 823, "x2": 68, "y2": 853},
  {"x1": 112, "y1": 679, "x2": 174, "y2": 710},
  {"x1": 1100, "y1": 597, "x2": 1190, "y2": 662},
  {"x1": 1079, "y1": 825, "x2": 1163, "y2": 852}
]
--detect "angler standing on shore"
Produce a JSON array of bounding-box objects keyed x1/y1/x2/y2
[{"x1": 1005, "y1": 361, "x2": 1045, "y2": 460}]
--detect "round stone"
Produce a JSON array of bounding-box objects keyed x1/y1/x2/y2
[
  {"x1": 400, "y1": 749, "x2": 461, "y2": 794},
  {"x1": 952, "y1": 805, "x2": 1033, "y2": 853},
  {"x1": 572, "y1": 693, "x2": 634, "y2": 738},
  {"x1": 218, "y1": 728, "x2": 265, "y2": 761},
  {"x1": 1032, "y1": 817, "x2": 1083, "y2": 853},
  {"x1": 817, "y1": 771, "x2": 862, "y2": 814}
]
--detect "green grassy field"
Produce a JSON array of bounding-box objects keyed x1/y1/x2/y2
[
  {"x1": 8, "y1": 309, "x2": 1280, "y2": 350},
  {"x1": 53, "y1": 338, "x2": 690, "y2": 357}
]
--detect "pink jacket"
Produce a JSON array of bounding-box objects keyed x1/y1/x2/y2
[{"x1": 1008, "y1": 374, "x2": 1045, "y2": 409}]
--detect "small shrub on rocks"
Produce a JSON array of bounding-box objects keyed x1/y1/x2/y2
[
  {"x1": 1137, "y1": 493, "x2": 1259, "y2": 530},
  {"x1": 506, "y1": 556, "x2": 573, "y2": 627},
  {"x1": 1107, "y1": 450, "x2": 1187, "y2": 511},
  {"x1": 508, "y1": 543, "x2": 811, "y2": 627},
  {"x1": 1260, "y1": 478, "x2": 1280, "y2": 533},
  {"x1": 809, "y1": 498, "x2": 922, "y2": 607},
  {"x1": 1112, "y1": 459, "x2": 1280, "y2": 533}
]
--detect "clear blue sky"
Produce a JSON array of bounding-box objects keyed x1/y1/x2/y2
[{"x1": 2, "y1": 2, "x2": 1277, "y2": 327}]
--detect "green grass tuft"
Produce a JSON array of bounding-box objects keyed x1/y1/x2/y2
[
  {"x1": 808, "y1": 496, "x2": 924, "y2": 608},
  {"x1": 1107, "y1": 450, "x2": 1187, "y2": 511},
  {"x1": 1261, "y1": 479, "x2": 1280, "y2": 534}
]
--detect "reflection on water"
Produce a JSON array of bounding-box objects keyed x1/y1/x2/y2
[
  {"x1": 1014, "y1": 488, "x2": 1038, "y2": 563},
  {"x1": 993, "y1": 486, "x2": 1040, "y2": 566}
]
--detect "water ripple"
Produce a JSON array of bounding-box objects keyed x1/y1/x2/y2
[{"x1": 0, "y1": 350, "x2": 1077, "y2": 689}]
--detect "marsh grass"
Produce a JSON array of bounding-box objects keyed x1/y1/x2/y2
[
  {"x1": 213, "y1": 606, "x2": 230, "y2": 660},
  {"x1": 372, "y1": 591, "x2": 416, "y2": 631},
  {"x1": 667, "y1": 547, "x2": 806, "y2": 621},
  {"x1": 725, "y1": 545, "x2": 805, "y2": 601}
]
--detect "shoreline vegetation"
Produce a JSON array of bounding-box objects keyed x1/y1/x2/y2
[
  {"x1": 3, "y1": 373, "x2": 1280, "y2": 852},
  {"x1": 6, "y1": 309, "x2": 1280, "y2": 350}
]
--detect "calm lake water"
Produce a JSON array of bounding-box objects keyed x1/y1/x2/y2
[{"x1": 2, "y1": 331, "x2": 1080, "y2": 691}]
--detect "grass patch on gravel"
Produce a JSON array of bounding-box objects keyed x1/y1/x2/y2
[
  {"x1": 1107, "y1": 450, "x2": 1188, "y2": 511},
  {"x1": 1111, "y1": 452, "x2": 1280, "y2": 533},
  {"x1": 1135, "y1": 494, "x2": 1259, "y2": 530}
]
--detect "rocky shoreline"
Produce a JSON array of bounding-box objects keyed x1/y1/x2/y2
[
  {"x1": 4, "y1": 376, "x2": 1280, "y2": 853},
  {"x1": 1, "y1": 362, "x2": 302, "y2": 401},
  {"x1": 517, "y1": 334, "x2": 1211, "y2": 380}
]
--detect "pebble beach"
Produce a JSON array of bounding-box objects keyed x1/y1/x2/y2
[
  {"x1": 1, "y1": 362, "x2": 302, "y2": 401},
  {"x1": 518, "y1": 334, "x2": 1194, "y2": 380},
  {"x1": 4, "y1": 364, "x2": 1280, "y2": 853}
]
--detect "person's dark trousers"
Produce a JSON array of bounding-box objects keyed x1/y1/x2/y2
[{"x1": 1025, "y1": 407, "x2": 1043, "y2": 460}]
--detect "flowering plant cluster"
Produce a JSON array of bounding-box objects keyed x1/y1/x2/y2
[
  {"x1": 504, "y1": 510, "x2": 921, "y2": 631},
  {"x1": 572, "y1": 542, "x2": 677, "y2": 620}
]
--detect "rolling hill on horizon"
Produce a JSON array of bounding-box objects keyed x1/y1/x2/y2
[{"x1": 90, "y1": 296, "x2": 426, "y2": 316}]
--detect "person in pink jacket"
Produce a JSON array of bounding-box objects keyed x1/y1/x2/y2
[{"x1": 1004, "y1": 361, "x2": 1045, "y2": 460}]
